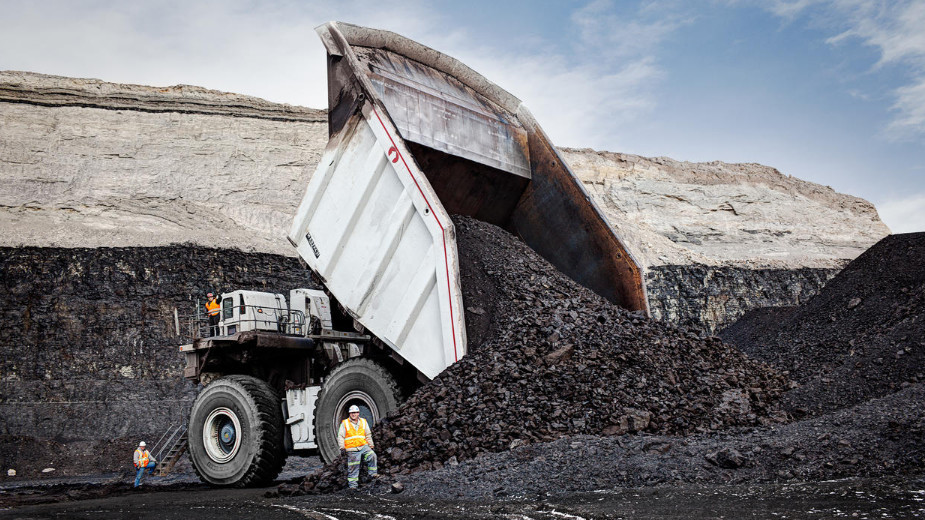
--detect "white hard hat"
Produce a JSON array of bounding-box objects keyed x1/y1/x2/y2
[
  {"x1": 348, "y1": 405, "x2": 360, "y2": 413},
  {"x1": 139, "y1": 441, "x2": 146, "y2": 447}
]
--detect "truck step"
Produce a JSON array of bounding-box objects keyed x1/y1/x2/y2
[{"x1": 152, "y1": 425, "x2": 189, "y2": 477}]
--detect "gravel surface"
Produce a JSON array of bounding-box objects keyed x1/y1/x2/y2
[{"x1": 301, "y1": 216, "x2": 788, "y2": 492}]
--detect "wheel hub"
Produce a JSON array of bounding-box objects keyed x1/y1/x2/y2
[
  {"x1": 203, "y1": 407, "x2": 242, "y2": 463},
  {"x1": 333, "y1": 391, "x2": 380, "y2": 431}
]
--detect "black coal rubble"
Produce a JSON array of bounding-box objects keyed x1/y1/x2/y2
[
  {"x1": 721, "y1": 232, "x2": 925, "y2": 416},
  {"x1": 371, "y1": 232, "x2": 925, "y2": 499},
  {"x1": 383, "y1": 383, "x2": 925, "y2": 499},
  {"x1": 301, "y1": 216, "x2": 788, "y2": 492}
]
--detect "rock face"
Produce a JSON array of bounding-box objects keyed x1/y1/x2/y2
[
  {"x1": 0, "y1": 70, "x2": 327, "y2": 256},
  {"x1": 0, "y1": 245, "x2": 315, "y2": 478},
  {"x1": 646, "y1": 265, "x2": 838, "y2": 332},
  {"x1": 561, "y1": 148, "x2": 889, "y2": 331},
  {"x1": 561, "y1": 148, "x2": 889, "y2": 269},
  {"x1": 0, "y1": 72, "x2": 889, "y2": 329}
]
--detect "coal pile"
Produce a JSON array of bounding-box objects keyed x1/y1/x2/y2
[
  {"x1": 721, "y1": 232, "x2": 925, "y2": 416},
  {"x1": 303, "y1": 216, "x2": 787, "y2": 492},
  {"x1": 390, "y1": 383, "x2": 925, "y2": 499}
]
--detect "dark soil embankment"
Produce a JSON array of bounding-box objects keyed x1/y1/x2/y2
[
  {"x1": 0, "y1": 245, "x2": 316, "y2": 481},
  {"x1": 721, "y1": 232, "x2": 925, "y2": 416},
  {"x1": 388, "y1": 382, "x2": 925, "y2": 499},
  {"x1": 301, "y1": 216, "x2": 788, "y2": 492}
]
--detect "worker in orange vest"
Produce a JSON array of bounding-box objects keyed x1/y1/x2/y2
[
  {"x1": 133, "y1": 441, "x2": 157, "y2": 488},
  {"x1": 336, "y1": 405, "x2": 378, "y2": 489},
  {"x1": 205, "y1": 292, "x2": 220, "y2": 337}
]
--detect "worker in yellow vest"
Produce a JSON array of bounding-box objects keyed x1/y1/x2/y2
[
  {"x1": 336, "y1": 405, "x2": 378, "y2": 489},
  {"x1": 133, "y1": 441, "x2": 157, "y2": 488},
  {"x1": 205, "y1": 293, "x2": 220, "y2": 337}
]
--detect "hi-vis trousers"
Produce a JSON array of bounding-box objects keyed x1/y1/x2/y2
[{"x1": 346, "y1": 445, "x2": 377, "y2": 488}]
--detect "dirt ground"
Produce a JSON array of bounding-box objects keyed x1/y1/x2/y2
[{"x1": 3, "y1": 476, "x2": 924, "y2": 519}]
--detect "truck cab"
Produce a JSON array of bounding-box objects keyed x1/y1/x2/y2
[
  {"x1": 217, "y1": 288, "x2": 333, "y2": 337},
  {"x1": 218, "y1": 290, "x2": 288, "y2": 336}
]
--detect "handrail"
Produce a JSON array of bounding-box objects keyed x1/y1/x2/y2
[
  {"x1": 148, "y1": 424, "x2": 174, "y2": 460},
  {"x1": 177, "y1": 304, "x2": 310, "y2": 342},
  {"x1": 152, "y1": 424, "x2": 186, "y2": 464}
]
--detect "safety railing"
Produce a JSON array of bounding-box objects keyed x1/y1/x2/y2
[
  {"x1": 151, "y1": 423, "x2": 188, "y2": 476},
  {"x1": 176, "y1": 304, "x2": 308, "y2": 341},
  {"x1": 219, "y1": 305, "x2": 307, "y2": 337},
  {"x1": 150, "y1": 423, "x2": 185, "y2": 464}
]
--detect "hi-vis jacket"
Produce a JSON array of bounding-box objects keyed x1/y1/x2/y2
[
  {"x1": 134, "y1": 448, "x2": 153, "y2": 468},
  {"x1": 205, "y1": 298, "x2": 220, "y2": 316},
  {"x1": 337, "y1": 418, "x2": 374, "y2": 451}
]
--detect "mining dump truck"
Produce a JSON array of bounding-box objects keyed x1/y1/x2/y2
[{"x1": 179, "y1": 21, "x2": 647, "y2": 487}]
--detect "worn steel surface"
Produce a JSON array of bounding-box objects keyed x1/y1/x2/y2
[
  {"x1": 356, "y1": 47, "x2": 530, "y2": 179},
  {"x1": 314, "y1": 21, "x2": 648, "y2": 320}
]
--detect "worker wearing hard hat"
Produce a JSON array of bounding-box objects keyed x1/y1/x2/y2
[
  {"x1": 133, "y1": 441, "x2": 157, "y2": 488},
  {"x1": 336, "y1": 405, "x2": 378, "y2": 489},
  {"x1": 205, "y1": 293, "x2": 220, "y2": 337}
]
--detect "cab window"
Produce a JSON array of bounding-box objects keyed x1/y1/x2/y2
[{"x1": 222, "y1": 298, "x2": 233, "y2": 319}]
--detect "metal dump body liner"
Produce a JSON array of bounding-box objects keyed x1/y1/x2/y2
[
  {"x1": 289, "y1": 102, "x2": 465, "y2": 379},
  {"x1": 358, "y1": 46, "x2": 531, "y2": 179}
]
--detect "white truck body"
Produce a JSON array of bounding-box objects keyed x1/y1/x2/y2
[
  {"x1": 180, "y1": 21, "x2": 650, "y2": 487},
  {"x1": 288, "y1": 104, "x2": 467, "y2": 380}
]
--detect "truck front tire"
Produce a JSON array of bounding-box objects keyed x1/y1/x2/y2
[
  {"x1": 315, "y1": 358, "x2": 401, "y2": 463},
  {"x1": 188, "y1": 375, "x2": 285, "y2": 487}
]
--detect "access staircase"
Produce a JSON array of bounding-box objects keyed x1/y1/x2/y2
[{"x1": 151, "y1": 424, "x2": 189, "y2": 476}]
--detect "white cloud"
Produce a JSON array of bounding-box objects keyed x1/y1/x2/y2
[
  {"x1": 571, "y1": 0, "x2": 690, "y2": 61},
  {"x1": 764, "y1": 0, "x2": 820, "y2": 20},
  {"x1": 888, "y1": 77, "x2": 925, "y2": 137},
  {"x1": 766, "y1": 0, "x2": 925, "y2": 140},
  {"x1": 0, "y1": 0, "x2": 451, "y2": 108},
  {"x1": 876, "y1": 192, "x2": 925, "y2": 233},
  {"x1": 440, "y1": 0, "x2": 682, "y2": 149}
]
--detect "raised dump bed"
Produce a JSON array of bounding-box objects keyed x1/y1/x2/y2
[
  {"x1": 182, "y1": 21, "x2": 649, "y2": 487},
  {"x1": 289, "y1": 21, "x2": 647, "y2": 380}
]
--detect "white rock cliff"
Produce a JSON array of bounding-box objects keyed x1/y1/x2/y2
[{"x1": 0, "y1": 71, "x2": 891, "y2": 329}]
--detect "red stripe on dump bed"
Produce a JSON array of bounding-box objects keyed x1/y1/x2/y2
[{"x1": 371, "y1": 108, "x2": 459, "y2": 363}]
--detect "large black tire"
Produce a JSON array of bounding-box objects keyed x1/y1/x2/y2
[
  {"x1": 315, "y1": 358, "x2": 401, "y2": 463},
  {"x1": 188, "y1": 375, "x2": 286, "y2": 487}
]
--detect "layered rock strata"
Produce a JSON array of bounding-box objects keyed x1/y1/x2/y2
[
  {"x1": 0, "y1": 245, "x2": 315, "y2": 477},
  {"x1": 561, "y1": 148, "x2": 889, "y2": 331},
  {"x1": 0, "y1": 71, "x2": 326, "y2": 257},
  {"x1": 0, "y1": 72, "x2": 890, "y2": 329}
]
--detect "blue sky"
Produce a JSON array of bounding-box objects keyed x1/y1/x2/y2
[{"x1": 2, "y1": 0, "x2": 923, "y2": 232}]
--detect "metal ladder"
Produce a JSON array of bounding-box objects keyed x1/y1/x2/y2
[{"x1": 151, "y1": 424, "x2": 189, "y2": 476}]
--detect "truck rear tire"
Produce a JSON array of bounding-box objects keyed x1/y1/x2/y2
[
  {"x1": 188, "y1": 375, "x2": 285, "y2": 487},
  {"x1": 315, "y1": 358, "x2": 401, "y2": 463}
]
